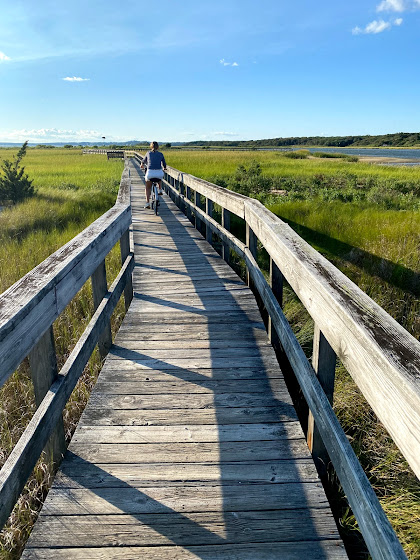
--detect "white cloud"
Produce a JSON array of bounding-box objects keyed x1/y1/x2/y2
[
  {"x1": 366, "y1": 19, "x2": 392, "y2": 32},
  {"x1": 0, "y1": 51, "x2": 11, "y2": 61},
  {"x1": 0, "y1": 128, "x2": 124, "y2": 143},
  {"x1": 352, "y1": 18, "x2": 400, "y2": 34},
  {"x1": 62, "y1": 76, "x2": 90, "y2": 82},
  {"x1": 213, "y1": 131, "x2": 239, "y2": 137},
  {"x1": 219, "y1": 58, "x2": 239, "y2": 67},
  {"x1": 377, "y1": 0, "x2": 405, "y2": 11}
]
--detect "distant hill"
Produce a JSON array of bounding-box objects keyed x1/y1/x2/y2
[
  {"x1": 0, "y1": 140, "x2": 185, "y2": 148},
  {"x1": 183, "y1": 132, "x2": 420, "y2": 148},
  {"x1": 2, "y1": 133, "x2": 420, "y2": 149}
]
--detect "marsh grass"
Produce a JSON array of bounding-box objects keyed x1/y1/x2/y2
[{"x1": 0, "y1": 149, "x2": 124, "y2": 558}]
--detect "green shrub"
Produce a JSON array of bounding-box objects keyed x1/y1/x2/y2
[
  {"x1": 0, "y1": 142, "x2": 36, "y2": 205},
  {"x1": 228, "y1": 161, "x2": 272, "y2": 196},
  {"x1": 283, "y1": 150, "x2": 310, "y2": 159}
]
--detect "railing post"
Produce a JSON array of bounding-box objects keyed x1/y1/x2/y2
[
  {"x1": 179, "y1": 177, "x2": 185, "y2": 214},
  {"x1": 186, "y1": 185, "x2": 192, "y2": 222},
  {"x1": 269, "y1": 257, "x2": 283, "y2": 352},
  {"x1": 307, "y1": 325, "x2": 337, "y2": 477},
  {"x1": 28, "y1": 326, "x2": 66, "y2": 467},
  {"x1": 195, "y1": 190, "x2": 203, "y2": 235},
  {"x1": 221, "y1": 208, "x2": 231, "y2": 264},
  {"x1": 91, "y1": 260, "x2": 112, "y2": 359},
  {"x1": 120, "y1": 229, "x2": 133, "y2": 311},
  {"x1": 246, "y1": 224, "x2": 257, "y2": 289},
  {"x1": 206, "y1": 198, "x2": 213, "y2": 243}
]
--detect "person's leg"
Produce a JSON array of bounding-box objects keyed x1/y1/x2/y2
[
  {"x1": 157, "y1": 179, "x2": 163, "y2": 195},
  {"x1": 145, "y1": 180, "x2": 152, "y2": 207}
]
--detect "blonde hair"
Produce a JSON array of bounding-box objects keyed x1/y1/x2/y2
[{"x1": 150, "y1": 141, "x2": 159, "y2": 151}]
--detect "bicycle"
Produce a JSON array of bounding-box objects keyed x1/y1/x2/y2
[{"x1": 150, "y1": 179, "x2": 160, "y2": 215}]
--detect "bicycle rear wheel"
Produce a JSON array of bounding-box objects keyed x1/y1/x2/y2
[{"x1": 153, "y1": 184, "x2": 159, "y2": 215}]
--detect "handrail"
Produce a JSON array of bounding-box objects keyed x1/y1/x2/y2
[
  {"x1": 131, "y1": 152, "x2": 419, "y2": 560},
  {"x1": 0, "y1": 162, "x2": 134, "y2": 528}
]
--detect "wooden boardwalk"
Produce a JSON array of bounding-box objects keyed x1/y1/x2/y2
[{"x1": 22, "y1": 162, "x2": 347, "y2": 559}]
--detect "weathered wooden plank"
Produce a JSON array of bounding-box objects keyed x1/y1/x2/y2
[
  {"x1": 41, "y1": 482, "x2": 331, "y2": 515},
  {"x1": 93, "y1": 378, "x2": 290, "y2": 395},
  {"x1": 98, "y1": 366, "x2": 283, "y2": 382},
  {"x1": 108, "y1": 346, "x2": 274, "y2": 361},
  {"x1": 22, "y1": 540, "x2": 348, "y2": 560},
  {"x1": 116, "y1": 326, "x2": 267, "y2": 340},
  {"x1": 122, "y1": 311, "x2": 264, "y2": 324},
  {"x1": 71, "y1": 423, "x2": 298, "y2": 444},
  {"x1": 87, "y1": 391, "x2": 290, "y2": 411},
  {"x1": 102, "y1": 356, "x2": 280, "y2": 371},
  {"x1": 54, "y1": 459, "x2": 318, "y2": 488},
  {"x1": 81, "y1": 405, "x2": 299, "y2": 426},
  {"x1": 23, "y1": 509, "x2": 343, "y2": 549},
  {"x1": 67, "y1": 438, "x2": 308, "y2": 464}
]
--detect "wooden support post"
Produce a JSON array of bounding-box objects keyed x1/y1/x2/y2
[
  {"x1": 246, "y1": 224, "x2": 257, "y2": 289},
  {"x1": 195, "y1": 191, "x2": 203, "y2": 234},
  {"x1": 179, "y1": 178, "x2": 185, "y2": 213},
  {"x1": 170, "y1": 177, "x2": 175, "y2": 202},
  {"x1": 186, "y1": 185, "x2": 192, "y2": 222},
  {"x1": 120, "y1": 229, "x2": 133, "y2": 311},
  {"x1": 269, "y1": 257, "x2": 283, "y2": 351},
  {"x1": 307, "y1": 325, "x2": 337, "y2": 477},
  {"x1": 221, "y1": 208, "x2": 231, "y2": 264},
  {"x1": 91, "y1": 260, "x2": 112, "y2": 359},
  {"x1": 206, "y1": 198, "x2": 213, "y2": 244},
  {"x1": 28, "y1": 326, "x2": 66, "y2": 467}
]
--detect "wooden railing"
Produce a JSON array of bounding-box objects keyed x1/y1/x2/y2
[
  {"x1": 133, "y1": 152, "x2": 420, "y2": 560},
  {"x1": 0, "y1": 163, "x2": 134, "y2": 529}
]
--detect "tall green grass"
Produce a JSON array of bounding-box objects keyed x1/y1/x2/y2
[
  {"x1": 166, "y1": 149, "x2": 420, "y2": 183},
  {"x1": 0, "y1": 149, "x2": 124, "y2": 559}
]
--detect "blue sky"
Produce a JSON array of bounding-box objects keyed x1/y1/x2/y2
[{"x1": 0, "y1": 0, "x2": 419, "y2": 143}]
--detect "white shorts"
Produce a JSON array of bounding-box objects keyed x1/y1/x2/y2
[{"x1": 145, "y1": 168, "x2": 164, "y2": 181}]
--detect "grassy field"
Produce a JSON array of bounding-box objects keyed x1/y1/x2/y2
[
  {"x1": 165, "y1": 149, "x2": 420, "y2": 559},
  {"x1": 0, "y1": 148, "x2": 124, "y2": 559},
  {"x1": 166, "y1": 148, "x2": 420, "y2": 182}
]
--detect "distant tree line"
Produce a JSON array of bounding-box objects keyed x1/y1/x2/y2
[{"x1": 183, "y1": 132, "x2": 420, "y2": 148}]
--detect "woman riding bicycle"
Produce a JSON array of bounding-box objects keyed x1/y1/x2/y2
[{"x1": 140, "y1": 141, "x2": 167, "y2": 209}]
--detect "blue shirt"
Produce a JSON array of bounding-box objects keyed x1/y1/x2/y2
[{"x1": 142, "y1": 150, "x2": 166, "y2": 170}]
